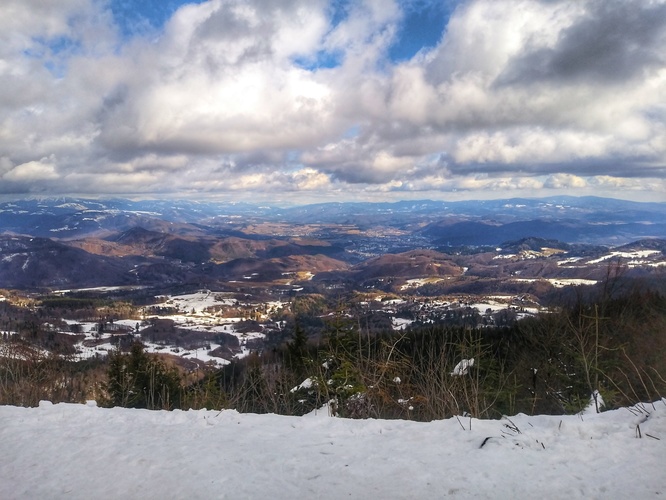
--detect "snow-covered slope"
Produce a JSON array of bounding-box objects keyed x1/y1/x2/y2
[{"x1": 1, "y1": 400, "x2": 664, "y2": 499}]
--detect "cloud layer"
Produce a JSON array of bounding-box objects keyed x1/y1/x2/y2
[{"x1": 1, "y1": 0, "x2": 665, "y2": 202}]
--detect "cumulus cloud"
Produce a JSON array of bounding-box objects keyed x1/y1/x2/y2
[
  {"x1": 544, "y1": 173, "x2": 587, "y2": 190},
  {"x1": 94, "y1": 0, "x2": 403, "y2": 159},
  {"x1": 0, "y1": 0, "x2": 664, "y2": 202},
  {"x1": 3, "y1": 157, "x2": 58, "y2": 182},
  {"x1": 497, "y1": 0, "x2": 666, "y2": 86}
]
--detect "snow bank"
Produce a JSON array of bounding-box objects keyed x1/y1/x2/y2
[{"x1": 1, "y1": 400, "x2": 665, "y2": 499}]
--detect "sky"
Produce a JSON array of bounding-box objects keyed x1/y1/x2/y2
[{"x1": 1, "y1": 0, "x2": 665, "y2": 204}]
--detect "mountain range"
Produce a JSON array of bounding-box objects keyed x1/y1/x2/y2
[{"x1": 1, "y1": 196, "x2": 664, "y2": 292}]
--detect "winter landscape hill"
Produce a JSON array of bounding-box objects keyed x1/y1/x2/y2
[
  {"x1": 2, "y1": 1, "x2": 666, "y2": 497},
  {"x1": 1, "y1": 195, "x2": 665, "y2": 500},
  {"x1": 1, "y1": 196, "x2": 665, "y2": 291},
  {"x1": 1, "y1": 195, "x2": 665, "y2": 398}
]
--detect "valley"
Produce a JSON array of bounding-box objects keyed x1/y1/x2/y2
[{"x1": 1, "y1": 195, "x2": 665, "y2": 414}]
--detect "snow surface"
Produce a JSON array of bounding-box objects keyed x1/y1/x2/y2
[
  {"x1": 1, "y1": 400, "x2": 665, "y2": 499},
  {"x1": 587, "y1": 250, "x2": 660, "y2": 265},
  {"x1": 56, "y1": 289, "x2": 277, "y2": 367},
  {"x1": 511, "y1": 277, "x2": 597, "y2": 288},
  {"x1": 450, "y1": 358, "x2": 475, "y2": 376}
]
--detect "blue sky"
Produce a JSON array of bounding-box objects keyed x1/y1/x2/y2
[
  {"x1": 1, "y1": 0, "x2": 665, "y2": 203},
  {"x1": 388, "y1": 2, "x2": 452, "y2": 61},
  {"x1": 110, "y1": 0, "x2": 205, "y2": 38},
  {"x1": 110, "y1": 0, "x2": 454, "y2": 63}
]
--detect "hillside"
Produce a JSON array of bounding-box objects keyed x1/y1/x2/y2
[
  {"x1": 2, "y1": 197, "x2": 665, "y2": 291},
  {"x1": 0, "y1": 236, "x2": 139, "y2": 288},
  {"x1": 0, "y1": 400, "x2": 664, "y2": 499},
  {"x1": 2, "y1": 232, "x2": 665, "y2": 296}
]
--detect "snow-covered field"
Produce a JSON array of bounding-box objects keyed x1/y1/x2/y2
[
  {"x1": 399, "y1": 277, "x2": 446, "y2": 290},
  {"x1": 59, "y1": 318, "x2": 246, "y2": 367},
  {"x1": 511, "y1": 277, "x2": 598, "y2": 288},
  {"x1": 153, "y1": 290, "x2": 238, "y2": 312},
  {"x1": 586, "y1": 250, "x2": 661, "y2": 265},
  {"x1": 52, "y1": 291, "x2": 284, "y2": 367},
  {"x1": 1, "y1": 400, "x2": 664, "y2": 499}
]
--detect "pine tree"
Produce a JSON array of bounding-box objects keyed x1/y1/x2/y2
[
  {"x1": 104, "y1": 342, "x2": 182, "y2": 410},
  {"x1": 286, "y1": 322, "x2": 308, "y2": 380}
]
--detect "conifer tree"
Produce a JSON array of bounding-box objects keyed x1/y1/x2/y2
[{"x1": 105, "y1": 342, "x2": 182, "y2": 410}]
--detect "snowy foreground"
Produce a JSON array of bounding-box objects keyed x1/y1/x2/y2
[{"x1": 1, "y1": 401, "x2": 665, "y2": 499}]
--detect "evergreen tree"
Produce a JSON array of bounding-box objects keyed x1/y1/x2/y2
[
  {"x1": 286, "y1": 322, "x2": 308, "y2": 380},
  {"x1": 105, "y1": 342, "x2": 182, "y2": 410}
]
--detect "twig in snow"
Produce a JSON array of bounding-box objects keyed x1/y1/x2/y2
[
  {"x1": 503, "y1": 417, "x2": 521, "y2": 434},
  {"x1": 627, "y1": 407, "x2": 640, "y2": 416}
]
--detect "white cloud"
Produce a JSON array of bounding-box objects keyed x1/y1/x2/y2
[
  {"x1": 591, "y1": 175, "x2": 666, "y2": 193},
  {"x1": 0, "y1": 0, "x2": 664, "y2": 202},
  {"x1": 544, "y1": 173, "x2": 587, "y2": 190},
  {"x1": 451, "y1": 128, "x2": 610, "y2": 166},
  {"x1": 97, "y1": 0, "x2": 348, "y2": 156},
  {"x1": 2, "y1": 157, "x2": 59, "y2": 182},
  {"x1": 376, "y1": 0, "x2": 666, "y2": 179},
  {"x1": 292, "y1": 167, "x2": 332, "y2": 190}
]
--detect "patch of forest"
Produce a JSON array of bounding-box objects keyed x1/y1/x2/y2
[{"x1": 2, "y1": 278, "x2": 665, "y2": 420}]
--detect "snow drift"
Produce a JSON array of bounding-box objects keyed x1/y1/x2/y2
[{"x1": 1, "y1": 400, "x2": 665, "y2": 499}]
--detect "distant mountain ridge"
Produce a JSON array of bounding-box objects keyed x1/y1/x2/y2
[
  {"x1": 1, "y1": 232, "x2": 664, "y2": 291},
  {"x1": 2, "y1": 196, "x2": 665, "y2": 246},
  {"x1": 1, "y1": 196, "x2": 665, "y2": 290}
]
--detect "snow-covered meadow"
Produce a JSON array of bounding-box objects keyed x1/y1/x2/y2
[
  {"x1": 1, "y1": 399, "x2": 664, "y2": 499},
  {"x1": 586, "y1": 250, "x2": 661, "y2": 266},
  {"x1": 52, "y1": 291, "x2": 286, "y2": 367},
  {"x1": 46, "y1": 289, "x2": 547, "y2": 359}
]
